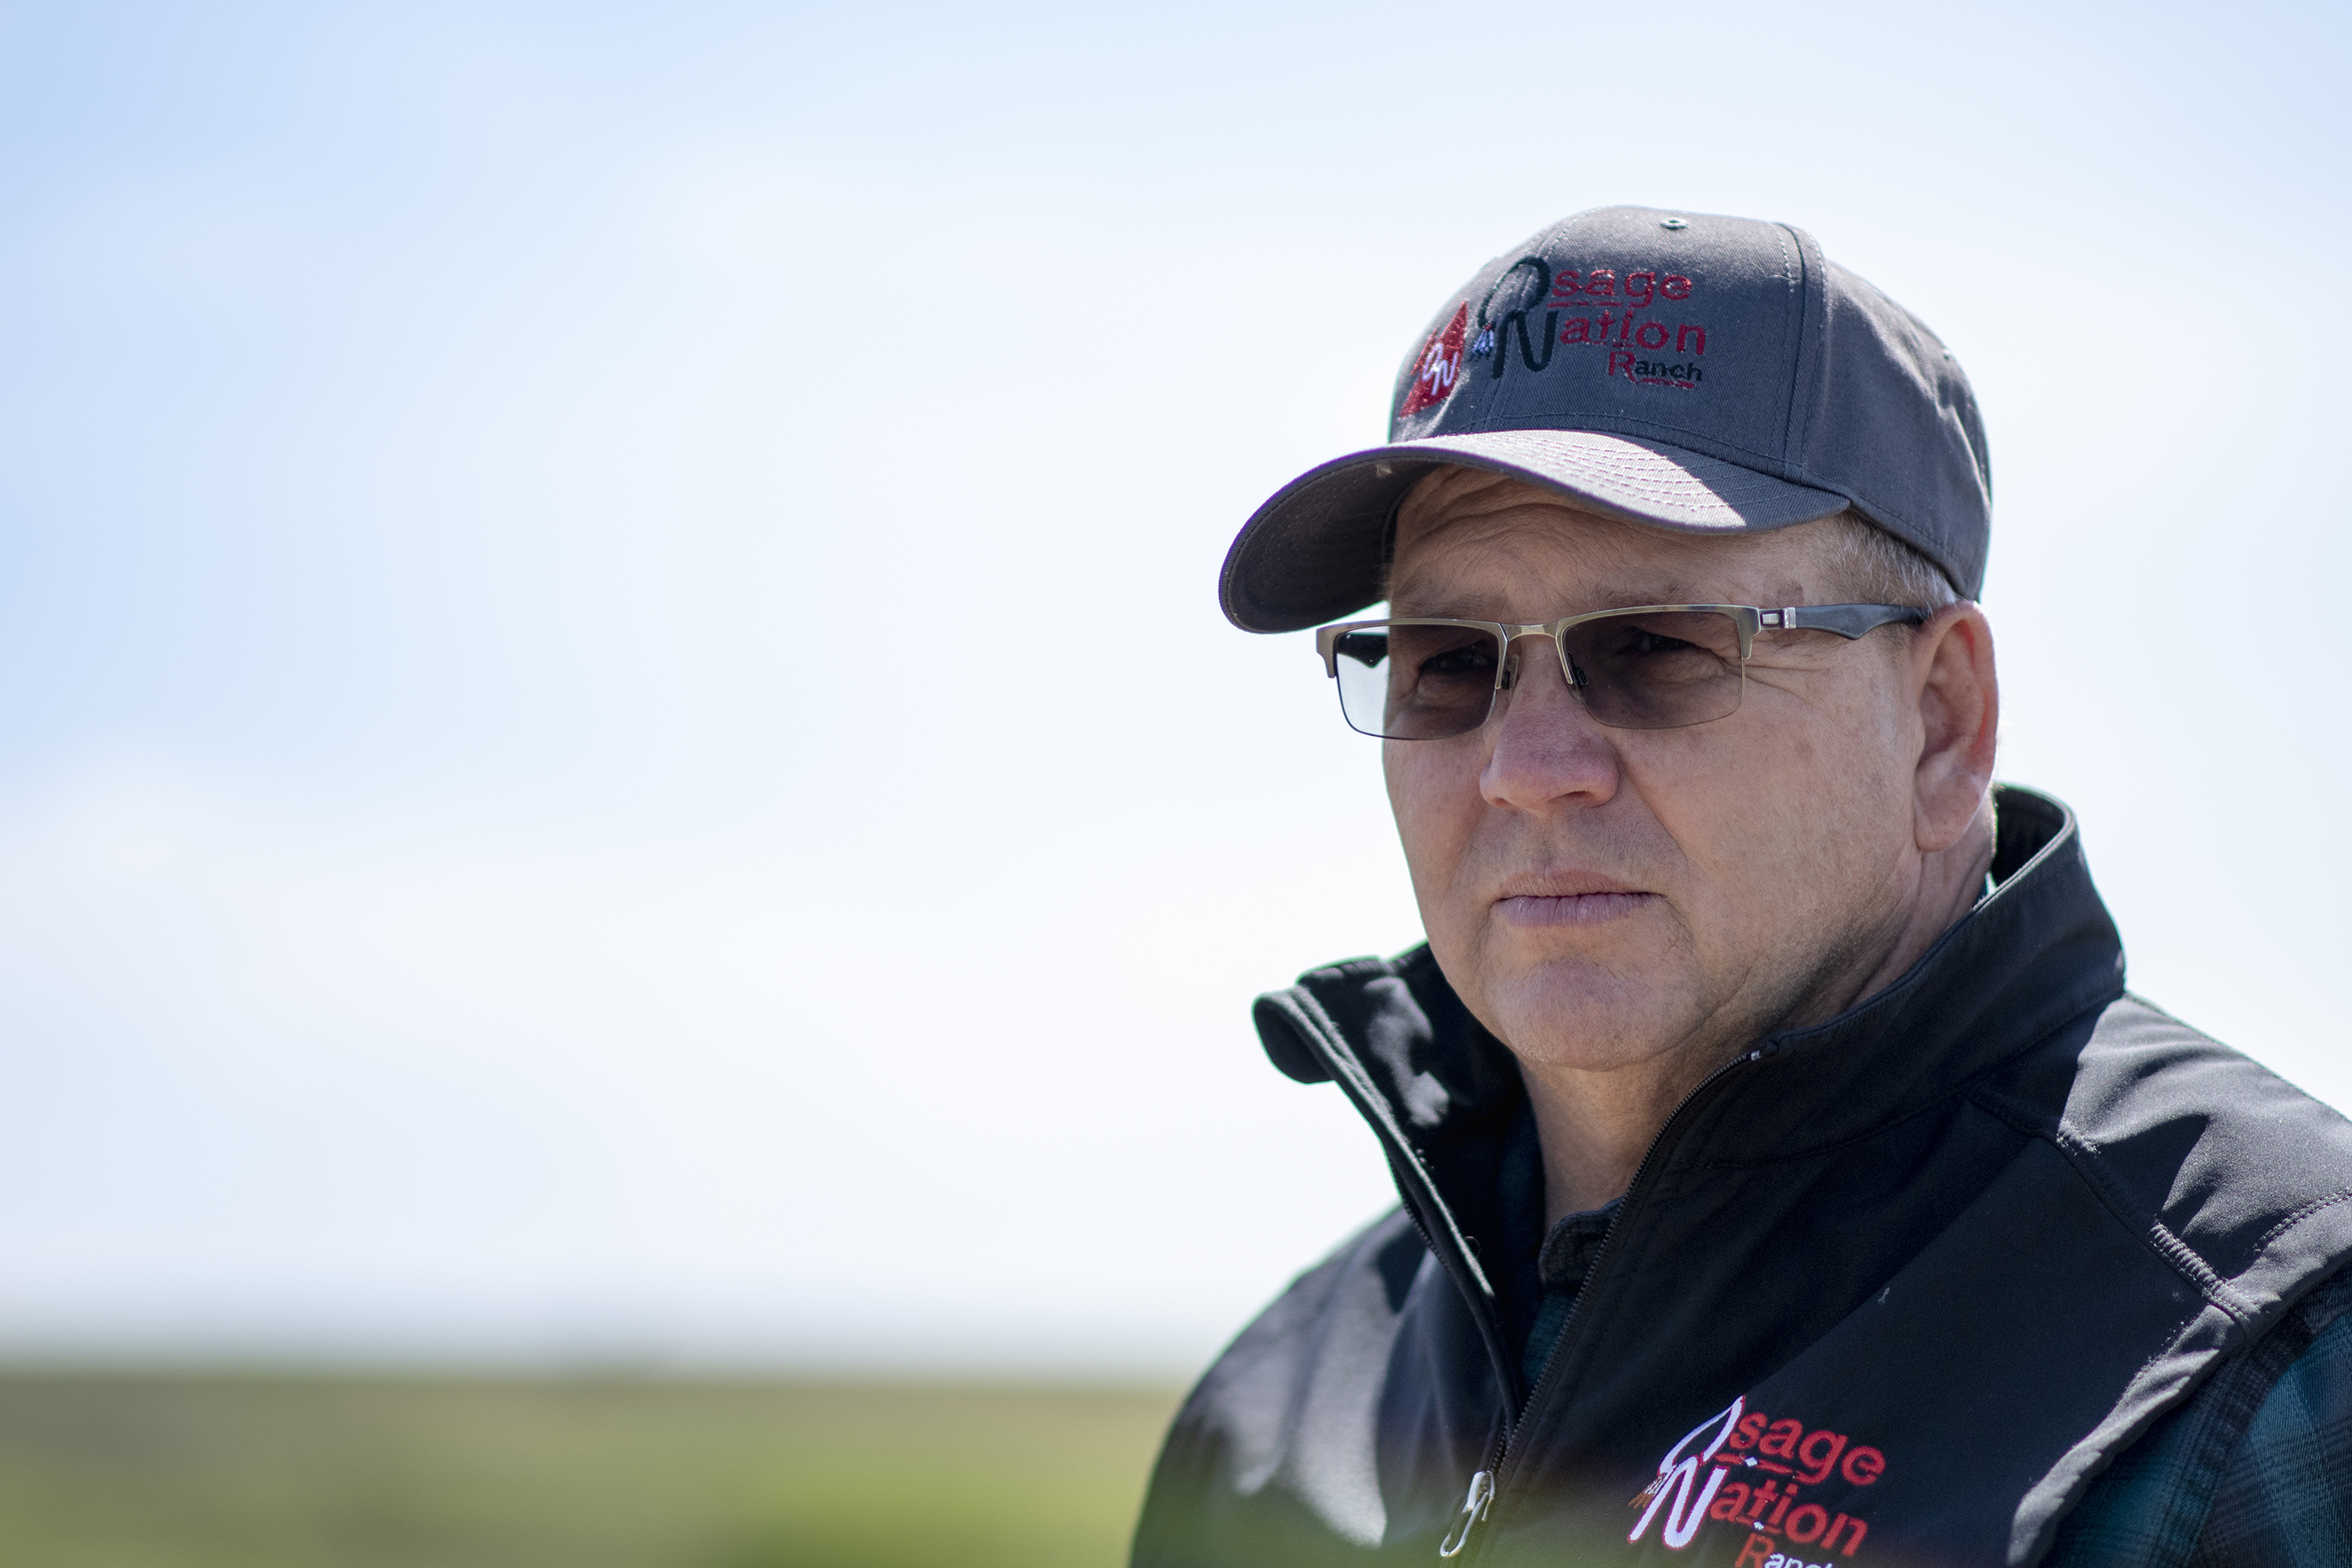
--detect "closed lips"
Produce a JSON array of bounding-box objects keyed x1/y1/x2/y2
[{"x1": 1497, "y1": 890, "x2": 1654, "y2": 926}]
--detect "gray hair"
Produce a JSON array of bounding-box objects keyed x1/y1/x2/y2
[{"x1": 1820, "y1": 511, "x2": 1962, "y2": 615}]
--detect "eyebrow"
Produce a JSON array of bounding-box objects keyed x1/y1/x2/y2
[{"x1": 1387, "y1": 581, "x2": 1716, "y2": 618}]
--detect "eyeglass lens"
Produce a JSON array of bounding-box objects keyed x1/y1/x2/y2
[{"x1": 1331, "y1": 611, "x2": 1748, "y2": 738}]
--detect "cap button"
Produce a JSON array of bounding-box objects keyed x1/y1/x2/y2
[{"x1": 1659, "y1": 217, "x2": 1690, "y2": 231}]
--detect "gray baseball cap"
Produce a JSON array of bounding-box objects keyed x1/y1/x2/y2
[{"x1": 1218, "y1": 205, "x2": 1991, "y2": 633}]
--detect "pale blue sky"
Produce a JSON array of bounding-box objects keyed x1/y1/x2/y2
[{"x1": 0, "y1": 0, "x2": 2345, "y2": 1371}]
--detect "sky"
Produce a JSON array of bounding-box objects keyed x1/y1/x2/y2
[{"x1": 0, "y1": 0, "x2": 2345, "y2": 1375}]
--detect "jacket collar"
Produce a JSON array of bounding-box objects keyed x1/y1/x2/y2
[
  {"x1": 1251, "y1": 786, "x2": 2125, "y2": 1331},
  {"x1": 1685, "y1": 784, "x2": 2125, "y2": 1162}
]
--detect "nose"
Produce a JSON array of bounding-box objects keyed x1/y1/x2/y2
[{"x1": 1478, "y1": 634, "x2": 1623, "y2": 813}]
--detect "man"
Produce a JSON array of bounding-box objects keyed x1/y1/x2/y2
[{"x1": 1133, "y1": 207, "x2": 2352, "y2": 1566}]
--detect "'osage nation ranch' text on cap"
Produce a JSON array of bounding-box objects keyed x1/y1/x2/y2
[{"x1": 1217, "y1": 205, "x2": 1993, "y2": 634}]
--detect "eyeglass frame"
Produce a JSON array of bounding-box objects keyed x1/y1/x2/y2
[{"x1": 1313, "y1": 602, "x2": 1931, "y2": 738}]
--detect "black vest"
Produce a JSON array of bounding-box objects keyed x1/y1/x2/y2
[{"x1": 1135, "y1": 787, "x2": 2352, "y2": 1567}]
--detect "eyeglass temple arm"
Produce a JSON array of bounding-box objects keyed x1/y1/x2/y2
[{"x1": 1767, "y1": 603, "x2": 1931, "y2": 640}]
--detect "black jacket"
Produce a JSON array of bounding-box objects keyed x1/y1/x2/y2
[{"x1": 1134, "y1": 788, "x2": 2352, "y2": 1566}]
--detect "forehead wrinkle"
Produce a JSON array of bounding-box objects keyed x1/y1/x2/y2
[
  {"x1": 1395, "y1": 464, "x2": 1524, "y2": 530},
  {"x1": 1393, "y1": 578, "x2": 1723, "y2": 619},
  {"x1": 1390, "y1": 511, "x2": 1739, "y2": 614},
  {"x1": 1393, "y1": 469, "x2": 1609, "y2": 558},
  {"x1": 1391, "y1": 473, "x2": 1843, "y2": 615}
]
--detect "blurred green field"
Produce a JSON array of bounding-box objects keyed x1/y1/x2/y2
[{"x1": 0, "y1": 1372, "x2": 1184, "y2": 1568}]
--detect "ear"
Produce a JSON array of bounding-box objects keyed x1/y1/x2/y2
[{"x1": 1908, "y1": 602, "x2": 1999, "y2": 854}]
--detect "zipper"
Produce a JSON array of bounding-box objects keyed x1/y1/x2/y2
[
  {"x1": 1437, "y1": 1039, "x2": 1780, "y2": 1562},
  {"x1": 1437, "y1": 1467, "x2": 1494, "y2": 1558}
]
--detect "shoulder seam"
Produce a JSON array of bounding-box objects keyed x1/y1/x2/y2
[
  {"x1": 1972, "y1": 1077, "x2": 2262, "y2": 1331},
  {"x1": 2254, "y1": 1186, "x2": 2352, "y2": 1255},
  {"x1": 2054, "y1": 1121, "x2": 2260, "y2": 1329}
]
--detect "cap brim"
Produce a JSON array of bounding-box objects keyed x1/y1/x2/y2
[{"x1": 1218, "y1": 430, "x2": 1853, "y2": 632}]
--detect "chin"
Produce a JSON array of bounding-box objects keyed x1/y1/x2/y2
[{"x1": 1476, "y1": 959, "x2": 1694, "y2": 1074}]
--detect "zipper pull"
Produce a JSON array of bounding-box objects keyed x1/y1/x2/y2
[{"x1": 1437, "y1": 1469, "x2": 1494, "y2": 1559}]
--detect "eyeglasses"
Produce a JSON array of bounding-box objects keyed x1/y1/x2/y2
[{"x1": 1315, "y1": 603, "x2": 1929, "y2": 738}]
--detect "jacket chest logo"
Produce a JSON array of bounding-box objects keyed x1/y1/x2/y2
[{"x1": 1627, "y1": 1396, "x2": 1883, "y2": 1562}]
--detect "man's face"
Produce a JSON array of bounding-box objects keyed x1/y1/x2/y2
[{"x1": 1384, "y1": 469, "x2": 1936, "y2": 1080}]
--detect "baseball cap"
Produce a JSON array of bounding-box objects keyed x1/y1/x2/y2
[{"x1": 1217, "y1": 205, "x2": 1991, "y2": 633}]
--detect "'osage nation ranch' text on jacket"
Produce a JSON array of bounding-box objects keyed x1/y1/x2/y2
[{"x1": 1133, "y1": 789, "x2": 2352, "y2": 1566}]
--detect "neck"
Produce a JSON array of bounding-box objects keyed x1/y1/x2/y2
[{"x1": 1522, "y1": 802, "x2": 1998, "y2": 1223}]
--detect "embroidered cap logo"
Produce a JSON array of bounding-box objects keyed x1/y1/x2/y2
[
  {"x1": 1629, "y1": 1397, "x2": 1745, "y2": 1549},
  {"x1": 1398, "y1": 303, "x2": 1468, "y2": 416}
]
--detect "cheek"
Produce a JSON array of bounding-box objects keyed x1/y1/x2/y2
[
  {"x1": 1631, "y1": 716, "x2": 1884, "y2": 876},
  {"x1": 1638, "y1": 702, "x2": 1910, "y2": 902},
  {"x1": 1384, "y1": 742, "x2": 1483, "y2": 905},
  {"x1": 1623, "y1": 751, "x2": 1770, "y2": 896},
  {"x1": 1779, "y1": 683, "x2": 1919, "y2": 836}
]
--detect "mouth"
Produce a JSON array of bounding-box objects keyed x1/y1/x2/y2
[{"x1": 1493, "y1": 878, "x2": 1655, "y2": 928}]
